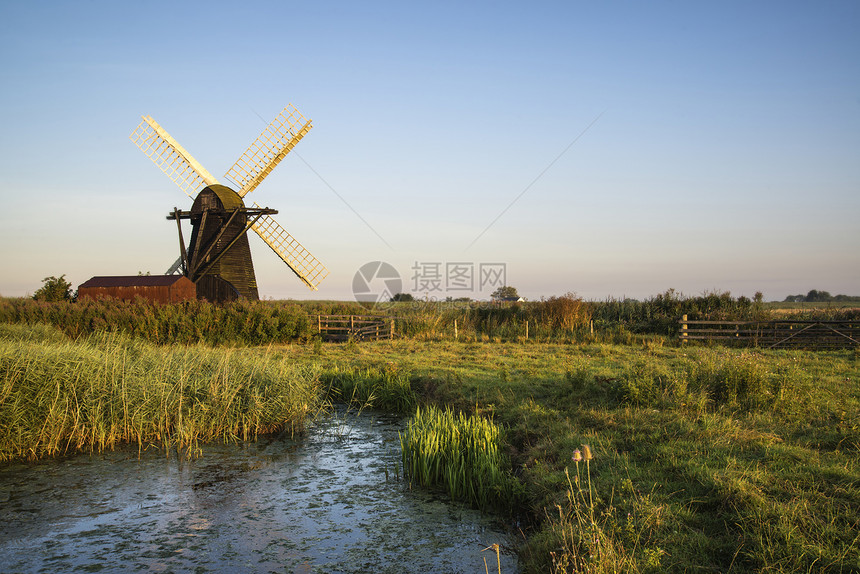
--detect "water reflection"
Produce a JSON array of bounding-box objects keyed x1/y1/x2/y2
[{"x1": 0, "y1": 410, "x2": 519, "y2": 573}]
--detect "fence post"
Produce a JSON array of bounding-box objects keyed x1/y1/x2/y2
[
  {"x1": 525, "y1": 320, "x2": 529, "y2": 340},
  {"x1": 680, "y1": 314, "x2": 688, "y2": 344},
  {"x1": 454, "y1": 319, "x2": 458, "y2": 340},
  {"x1": 318, "y1": 315, "x2": 321, "y2": 334},
  {"x1": 390, "y1": 318, "x2": 395, "y2": 339}
]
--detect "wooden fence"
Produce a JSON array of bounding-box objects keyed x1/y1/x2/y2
[
  {"x1": 317, "y1": 315, "x2": 394, "y2": 342},
  {"x1": 678, "y1": 315, "x2": 860, "y2": 349}
]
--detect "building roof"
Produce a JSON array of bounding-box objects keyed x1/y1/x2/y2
[
  {"x1": 78, "y1": 275, "x2": 191, "y2": 288},
  {"x1": 207, "y1": 184, "x2": 243, "y2": 210}
]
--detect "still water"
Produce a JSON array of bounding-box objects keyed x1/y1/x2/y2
[{"x1": 0, "y1": 410, "x2": 518, "y2": 573}]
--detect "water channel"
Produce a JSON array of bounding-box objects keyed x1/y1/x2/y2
[{"x1": 0, "y1": 409, "x2": 519, "y2": 573}]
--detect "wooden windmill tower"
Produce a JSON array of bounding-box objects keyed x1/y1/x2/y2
[{"x1": 130, "y1": 105, "x2": 328, "y2": 302}]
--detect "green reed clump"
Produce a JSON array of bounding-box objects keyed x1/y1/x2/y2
[
  {"x1": 606, "y1": 349, "x2": 806, "y2": 412},
  {"x1": 609, "y1": 358, "x2": 689, "y2": 408},
  {"x1": 0, "y1": 325, "x2": 323, "y2": 461},
  {"x1": 687, "y1": 349, "x2": 791, "y2": 410},
  {"x1": 322, "y1": 364, "x2": 417, "y2": 413},
  {"x1": 400, "y1": 404, "x2": 523, "y2": 512}
]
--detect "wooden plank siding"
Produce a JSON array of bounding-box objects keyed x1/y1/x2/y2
[{"x1": 78, "y1": 276, "x2": 196, "y2": 304}]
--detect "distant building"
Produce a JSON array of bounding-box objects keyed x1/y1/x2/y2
[{"x1": 78, "y1": 275, "x2": 196, "y2": 304}]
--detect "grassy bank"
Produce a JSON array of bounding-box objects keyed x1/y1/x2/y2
[
  {"x1": 0, "y1": 323, "x2": 324, "y2": 460},
  {"x1": 284, "y1": 338, "x2": 860, "y2": 573},
  {"x1": 2, "y1": 317, "x2": 858, "y2": 571}
]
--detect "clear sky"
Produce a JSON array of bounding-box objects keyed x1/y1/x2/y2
[{"x1": 1, "y1": 1, "x2": 858, "y2": 302}]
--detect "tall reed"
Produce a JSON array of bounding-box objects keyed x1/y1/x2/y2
[
  {"x1": 322, "y1": 364, "x2": 417, "y2": 413},
  {"x1": 0, "y1": 324, "x2": 323, "y2": 460},
  {"x1": 0, "y1": 297, "x2": 313, "y2": 346},
  {"x1": 399, "y1": 404, "x2": 523, "y2": 512}
]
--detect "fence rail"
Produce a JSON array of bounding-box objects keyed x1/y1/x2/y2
[
  {"x1": 679, "y1": 315, "x2": 860, "y2": 349},
  {"x1": 317, "y1": 315, "x2": 394, "y2": 342}
]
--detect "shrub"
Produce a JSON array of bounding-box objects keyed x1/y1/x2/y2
[
  {"x1": 32, "y1": 275, "x2": 74, "y2": 302},
  {"x1": 539, "y1": 292, "x2": 591, "y2": 331}
]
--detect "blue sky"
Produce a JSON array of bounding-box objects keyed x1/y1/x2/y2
[{"x1": 1, "y1": 1, "x2": 858, "y2": 302}]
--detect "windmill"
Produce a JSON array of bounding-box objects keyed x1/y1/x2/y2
[{"x1": 129, "y1": 105, "x2": 328, "y2": 302}]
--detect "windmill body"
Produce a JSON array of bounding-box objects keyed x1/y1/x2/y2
[
  {"x1": 185, "y1": 184, "x2": 258, "y2": 301},
  {"x1": 130, "y1": 105, "x2": 328, "y2": 302}
]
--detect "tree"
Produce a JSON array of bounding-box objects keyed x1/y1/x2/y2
[
  {"x1": 390, "y1": 292, "x2": 415, "y2": 302},
  {"x1": 33, "y1": 275, "x2": 74, "y2": 302},
  {"x1": 491, "y1": 285, "x2": 520, "y2": 300},
  {"x1": 806, "y1": 289, "x2": 832, "y2": 302}
]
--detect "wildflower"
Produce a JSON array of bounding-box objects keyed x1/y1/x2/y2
[
  {"x1": 572, "y1": 449, "x2": 583, "y2": 462},
  {"x1": 582, "y1": 444, "x2": 593, "y2": 461}
]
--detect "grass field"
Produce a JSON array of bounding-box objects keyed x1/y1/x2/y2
[
  {"x1": 284, "y1": 338, "x2": 860, "y2": 573},
  {"x1": 2, "y1": 316, "x2": 858, "y2": 572}
]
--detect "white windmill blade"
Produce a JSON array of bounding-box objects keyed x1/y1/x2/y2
[
  {"x1": 249, "y1": 204, "x2": 328, "y2": 290},
  {"x1": 130, "y1": 115, "x2": 219, "y2": 198},
  {"x1": 224, "y1": 104, "x2": 313, "y2": 198}
]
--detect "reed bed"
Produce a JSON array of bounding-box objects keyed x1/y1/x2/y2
[
  {"x1": 0, "y1": 297, "x2": 313, "y2": 345},
  {"x1": 0, "y1": 324, "x2": 324, "y2": 460},
  {"x1": 322, "y1": 364, "x2": 417, "y2": 413},
  {"x1": 399, "y1": 404, "x2": 523, "y2": 512},
  {"x1": 8, "y1": 290, "x2": 853, "y2": 347}
]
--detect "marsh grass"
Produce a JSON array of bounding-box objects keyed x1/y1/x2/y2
[
  {"x1": 400, "y1": 404, "x2": 524, "y2": 513},
  {"x1": 0, "y1": 297, "x2": 313, "y2": 345},
  {"x1": 0, "y1": 324, "x2": 323, "y2": 460},
  {"x1": 322, "y1": 364, "x2": 417, "y2": 413}
]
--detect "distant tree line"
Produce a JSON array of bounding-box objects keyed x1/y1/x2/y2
[{"x1": 783, "y1": 290, "x2": 860, "y2": 303}]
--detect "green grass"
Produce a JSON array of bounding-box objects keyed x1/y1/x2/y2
[
  {"x1": 321, "y1": 363, "x2": 417, "y2": 413},
  {"x1": 0, "y1": 323, "x2": 324, "y2": 460},
  {"x1": 399, "y1": 404, "x2": 524, "y2": 512},
  {"x1": 2, "y1": 316, "x2": 858, "y2": 572},
  {"x1": 287, "y1": 338, "x2": 860, "y2": 573}
]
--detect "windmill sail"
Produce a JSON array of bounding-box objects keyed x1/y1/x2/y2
[
  {"x1": 224, "y1": 104, "x2": 312, "y2": 197},
  {"x1": 249, "y1": 203, "x2": 328, "y2": 290},
  {"x1": 130, "y1": 116, "x2": 219, "y2": 198},
  {"x1": 132, "y1": 106, "x2": 328, "y2": 295}
]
